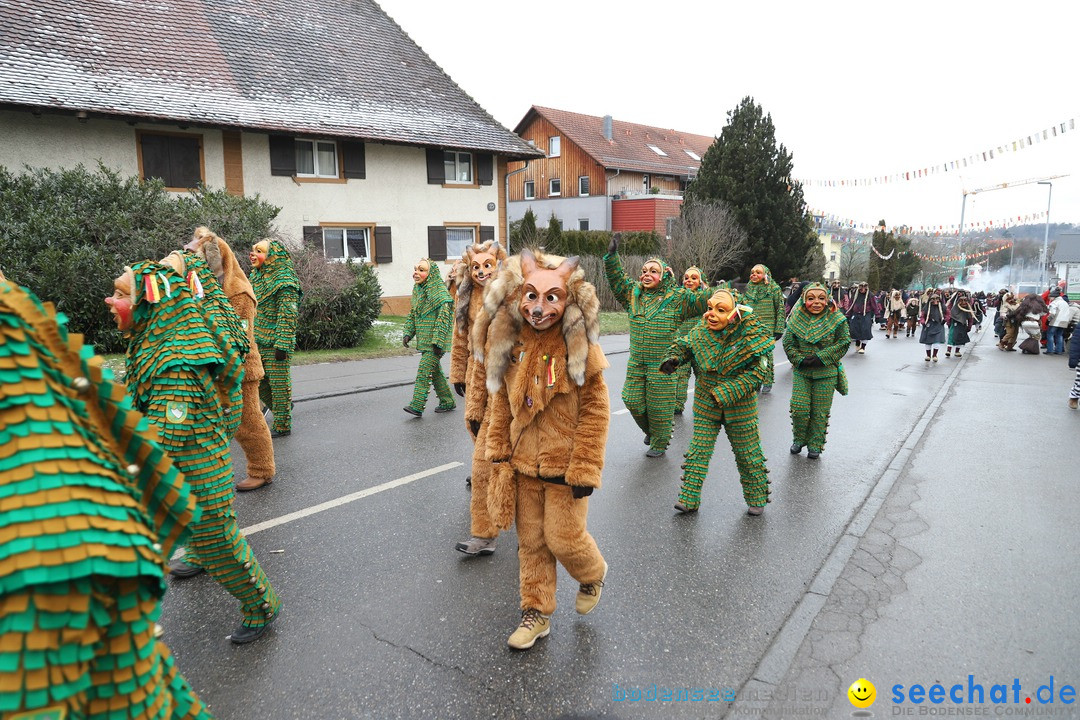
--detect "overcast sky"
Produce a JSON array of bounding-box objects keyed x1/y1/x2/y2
[{"x1": 377, "y1": 0, "x2": 1079, "y2": 233}]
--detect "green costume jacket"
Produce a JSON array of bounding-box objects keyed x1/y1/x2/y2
[
  {"x1": 783, "y1": 299, "x2": 851, "y2": 392},
  {"x1": 741, "y1": 265, "x2": 786, "y2": 337},
  {"x1": 604, "y1": 252, "x2": 709, "y2": 364},
  {"x1": 667, "y1": 310, "x2": 773, "y2": 406},
  {"x1": 404, "y1": 262, "x2": 454, "y2": 352},
  {"x1": 251, "y1": 239, "x2": 301, "y2": 353}
]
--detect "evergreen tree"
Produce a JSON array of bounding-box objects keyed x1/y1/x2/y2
[
  {"x1": 801, "y1": 232, "x2": 827, "y2": 281},
  {"x1": 685, "y1": 96, "x2": 815, "y2": 282},
  {"x1": 544, "y1": 212, "x2": 563, "y2": 252}
]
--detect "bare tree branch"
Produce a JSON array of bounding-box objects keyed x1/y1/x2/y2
[{"x1": 662, "y1": 201, "x2": 748, "y2": 284}]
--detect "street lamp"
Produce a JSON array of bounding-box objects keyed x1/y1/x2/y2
[{"x1": 1038, "y1": 181, "x2": 1052, "y2": 290}]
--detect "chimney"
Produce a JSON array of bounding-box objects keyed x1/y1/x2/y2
[{"x1": 602, "y1": 115, "x2": 613, "y2": 141}]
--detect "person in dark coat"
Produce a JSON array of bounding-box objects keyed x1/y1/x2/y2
[
  {"x1": 919, "y1": 289, "x2": 947, "y2": 362},
  {"x1": 844, "y1": 281, "x2": 879, "y2": 354}
]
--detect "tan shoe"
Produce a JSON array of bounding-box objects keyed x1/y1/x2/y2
[
  {"x1": 575, "y1": 560, "x2": 608, "y2": 615},
  {"x1": 236, "y1": 476, "x2": 273, "y2": 491},
  {"x1": 507, "y1": 608, "x2": 550, "y2": 650},
  {"x1": 1069, "y1": 398, "x2": 1078, "y2": 410}
]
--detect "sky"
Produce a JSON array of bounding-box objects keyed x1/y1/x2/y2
[{"x1": 376, "y1": 0, "x2": 1079, "y2": 235}]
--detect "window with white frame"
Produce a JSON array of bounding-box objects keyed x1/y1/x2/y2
[
  {"x1": 549, "y1": 178, "x2": 561, "y2": 196},
  {"x1": 578, "y1": 176, "x2": 590, "y2": 196},
  {"x1": 548, "y1": 136, "x2": 561, "y2": 158},
  {"x1": 647, "y1": 144, "x2": 667, "y2": 157},
  {"x1": 579, "y1": 219, "x2": 589, "y2": 231},
  {"x1": 443, "y1": 151, "x2": 473, "y2": 184},
  {"x1": 295, "y1": 139, "x2": 339, "y2": 178},
  {"x1": 321, "y1": 227, "x2": 370, "y2": 260},
  {"x1": 524, "y1": 180, "x2": 535, "y2": 199},
  {"x1": 684, "y1": 149, "x2": 701, "y2": 161},
  {"x1": 446, "y1": 226, "x2": 476, "y2": 259}
]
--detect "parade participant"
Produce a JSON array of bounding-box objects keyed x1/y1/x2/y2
[
  {"x1": 884, "y1": 289, "x2": 906, "y2": 338},
  {"x1": 904, "y1": 293, "x2": 921, "y2": 337},
  {"x1": 829, "y1": 280, "x2": 846, "y2": 311},
  {"x1": 449, "y1": 240, "x2": 506, "y2": 555},
  {"x1": 402, "y1": 258, "x2": 456, "y2": 415},
  {"x1": 1, "y1": 277, "x2": 212, "y2": 718},
  {"x1": 481, "y1": 249, "x2": 609, "y2": 650},
  {"x1": 674, "y1": 266, "x2": 710, "y2": 414},
  {"x1": 106, "y1": 261, "x2": 281, "y2": 644},
  {"x1": 945, "y1": 291, "x2": 974, "y2": 358},
  {"x1": 1068, "y1": 319, "x2": 1080, "y2": 409},
  {"x1": 250, "y1": 238, "x2": 300, "y2": 437},
  {"x1": 604, "y1": 234, "x2": 709, "y2": 457},
  {"x1": 742, "y1": 263, "x2": 785, "y2": 393},
  {"x1": 875, "y1": 290, "x2": 888, "y2": 330},
  {"x1": 844, "y1": 281, "x2": 879, "y2": 354},
  {"x1": 992, "y1": 288, "x2": 1009, "y2": 339},
  {"x1": 1046, "y1": 288, "x2": 1071, "y2": 355},
  {"x1": 997, "y1": 292, "x2": 1022, "y2": 350},
  {"x1": 919, "y1": 289, "x2": 947, "y2": 362},
  {"x1": 782, "y1": 283, "x2": 851, "y2": 459},
  {"x1": 659, "y1": 288, "x2": 773, "y2": 515},
  {"x1": 187, "y1": 227, "x2": 276, "y2": 492},
  {"x1": 1011, "y1": 294, "x2": 1048, "y2": 355}
]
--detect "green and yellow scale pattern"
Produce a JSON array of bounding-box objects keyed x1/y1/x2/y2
[
  {"x1": 251, "y1": 240, "x2": 300, "y2": 434},
  {"x1": 782, "y1": 293, "x2": 850, "y2": 453},
  {"x1": 666, "y1": 310, "x2": 773, "y2": 509},
  {"x1": 604, "y1": 253, "x2": 709, "y2": 452},
  {"x1": 0, "y1": 279, "x2": 211, "y2": 718},
  {"x1": 740, "y1": 268, "x2": 785, "y2": 386},
  {"x1": 124, "y1": 261, "x2": 280, "y2": 632},
  {"x1": 403, "y1": 263, "x2": 455, "y2": 412}
]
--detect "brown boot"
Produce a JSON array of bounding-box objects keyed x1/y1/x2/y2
[{"x1": 235, "y1": 476, "x2": 273, "y2": 491}]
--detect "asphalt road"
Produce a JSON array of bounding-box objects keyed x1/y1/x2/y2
[{"x1": 158, "y1": 328, "x2": 1018, "y2": 719}]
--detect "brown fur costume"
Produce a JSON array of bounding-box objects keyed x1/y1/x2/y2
[
  {"x1": 481, "y1": 250, "x2": 608, "y2": 616},
  {"x1": 190, "y1": 227, "x2": 276, "y2": 486}
]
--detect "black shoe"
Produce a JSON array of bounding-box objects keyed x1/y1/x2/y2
[
  {"x1": 270, "y1": 429, "x2": 290, "y2": 438},
  {"x1": 403, "y1": 406, "x2": 422, "y2": 417},
  {"x1": 168, "y1": 558, "x2": 205, "y2": 579},
  {"x1": 674, "y1": 502, "x2": 698, "y2": 514},
  {"x1": 807, "y1": 450, "x2": 820, "y2": 459},
  {"x1": 465, "y1": 475, "x2": 472, "y2": 488},
  {"x1": 645, "y1": 448, "x2": 665, "y2": 458},
  {"x1": 229, "y1": 611, "x2": 279, "y2": 645},
  {"x1": 790, "y1": 444, "x2": 803, "y2": 455},
  {"x1": 643, "y1": 435, "x2": 651, "y2": 445}
]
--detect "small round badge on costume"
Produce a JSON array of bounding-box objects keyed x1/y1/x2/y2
[
  {"x1": 848, "y1": 678, "x2": 876, "y2": 711},
  {"x1": 166, "y1": 401, "x2": 189, "y2": 423}
]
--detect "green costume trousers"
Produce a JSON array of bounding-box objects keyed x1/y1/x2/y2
[
  {"x1": 409, "y1": 350, "x2": 455, "y2": 412},
  {"x1": 674, "y1": 364, "x2": 692, "y2": 412},
  {"x1": 789, "y1": 370, "x2": 837, "y2": 453},
  {"x1": 763, "y1": 353, "x2": 775, "y2": 386},
  {"x1": 0, "y1": 577, "x2": 210, "y2": 719},
  {"x1": 679, "y1": 393, "x2": 770, "y2": 510},
  {"x1": 258, "y1": 345, "x2": 292, "y2": 433},
  {"x1": 622, "y1": 360, "x2": 678, "y2": 451}
]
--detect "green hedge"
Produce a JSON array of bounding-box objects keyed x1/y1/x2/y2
[
  {"x1": 0, "y1": 163, "x2": 379, "y2": 355},
  {"x1": 543, "y1": 230, "x2": 661, "y2": 257}
]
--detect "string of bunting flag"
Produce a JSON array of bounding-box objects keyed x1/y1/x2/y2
[
  {"x1": 810, "y1": 208, "x2": 1048, "y2": 236},
  {"x1": 840, "y1": 235, "x2": 1013, "y2": 263},
  {"x1": 796, "y1": 117, "x2": 1075, "y2": 188}
]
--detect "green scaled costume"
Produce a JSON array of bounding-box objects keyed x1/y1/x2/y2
[
  {"x1": 403, "y1": 261, "x2": 456, "y2": 413},
  {"x1": 0, "y1": 278, "x2": 211, "y2": 718},
  {"x1": 741, "y1": 264, "x2": 785, "y2": 388},
  {"x1": 123, "y1": 260, "x2": 281, "y2": 636},
  {"x1": 664, "y1": 293, "x2": 774, "y2": 511},
  {"x1": 251, "y1": 239, "x2": 300, "y2": 434},
  {"x1": 604, "y1": 253, "x2": 709, "y2": 453},
  {"x1": 782, "y1": 283, "x2": 850, "y2": 454},
  {"x1": 674, "y1": 269, "x2": 724, "y2": 414}
]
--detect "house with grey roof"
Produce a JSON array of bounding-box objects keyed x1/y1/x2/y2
[{"x1": 0, "y1": 0, "x2": 541, "y2": 310}]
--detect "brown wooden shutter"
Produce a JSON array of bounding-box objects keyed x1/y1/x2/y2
[
  {"x1": 426, "y1": 148, "x2": 445, "y2": 184},
  {"x1": 476, "y1": 154, "x2": 493, "y2": 185},
  {"x1": 374, "y1": 226, "x2": 393, "y2": 264},
  {"x1": 427, "y1": 226, "x2": 447, "y2": 260},
  {"x1": 302, "y1": 226, "x2": 322, "y2": 252},
  {"x1": 341, "y1": 141, "x2": 366, "y2": 179},
  {"x1": 269, "y1": 136, "x2": 296, "y2": 176},
  {"x1": 479, "y1": 226, "x2": 495, "y2": 243}
]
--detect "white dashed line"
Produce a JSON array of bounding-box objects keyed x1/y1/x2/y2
[{"x1": 240, "y1": 462, "x2": 464, "y2": 536}]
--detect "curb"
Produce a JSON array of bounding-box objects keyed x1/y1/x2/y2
[
  {"x1": 724, "y1": 330, "x2": 981, "y2": 717},
  {"x1": 292, "y1": 348, "x2": 630, "y2": 404}
]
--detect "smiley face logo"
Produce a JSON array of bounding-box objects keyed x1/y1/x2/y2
[{"x1": 848, "y1": 678, "x2": 876, "y2": 708}]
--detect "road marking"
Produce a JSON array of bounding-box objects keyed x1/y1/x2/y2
[
  {"x1": 240, "y1": 462, "x2": 463, "y2": 536},
  {"x1": 612, "y1": 408, "x2": 630, "y2": 415}
]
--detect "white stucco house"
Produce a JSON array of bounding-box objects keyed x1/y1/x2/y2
[{"x1": 0, "y1": 0, "x2": 541, "y2": 312}]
